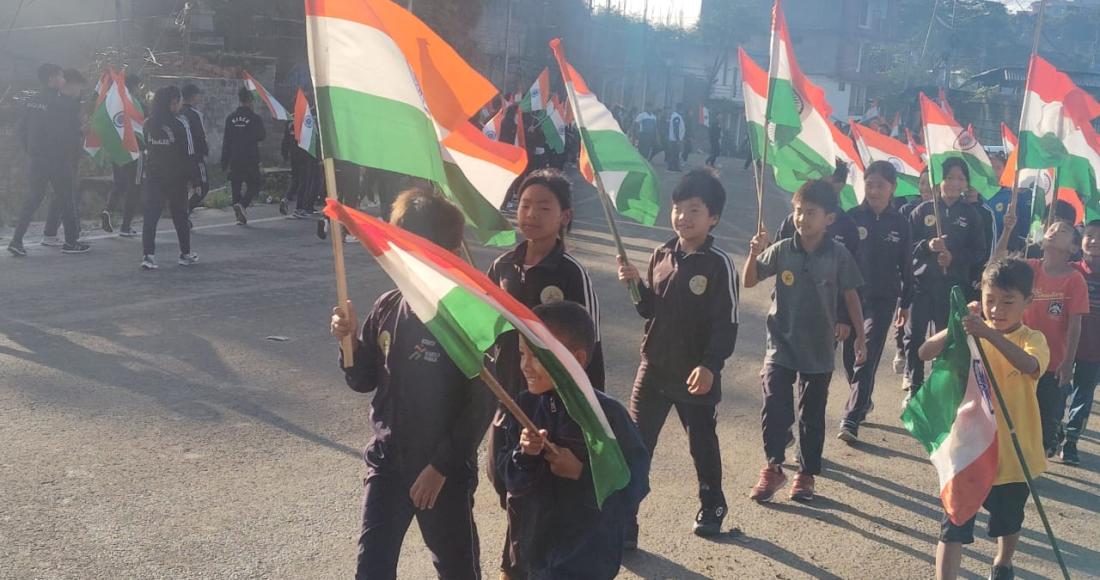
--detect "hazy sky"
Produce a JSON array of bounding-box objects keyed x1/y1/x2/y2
[{"x1": 618, "y1": 0, "x2": 703, "y2": 27}]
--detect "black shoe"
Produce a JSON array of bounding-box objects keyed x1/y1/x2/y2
[
  {"x1": 989, "y1": 564, "x2": 1014, "y2": 580},
  {"x1": 8, "y1": 243, "x2": 27, "y2": 257},
  {"x1": 61, "y1": 242, "x2": 91, "y2": 254},
  {"x1": 623, "y1": 521, "x2": 639, "y2": 551},
  {"x1": 316, "y1": 218, "x2": 327, "y2": 240},
  {"x1": 233, "y1": 203, "x2": 248, "y2": 225},
  {"x1": 118, "y1": 227, "x2": 138, "y2": 238},
  {"x1": 101, "y1": 210, "x2": 114, "y2": 233},
  {"x1": 278, "y1": 199, "x2": 289, "y2": 215},
  {"x1": 1060, "y1": 441, "x2": 1080, "y2": 465},
  {"x1": 692, "y1": 504, "x2": 726, "y2": 537}
]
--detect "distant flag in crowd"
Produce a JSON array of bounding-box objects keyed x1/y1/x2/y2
[
  {"x1": 938, "y1": 87, "x2": 955, "y2": 118},
  {"x1": 482, "y1": 105, "x2": 506, "y2": 141},
  {"x1": 738, "y1": 47, "x2": 833, "y2": 194},
  {"x1": 82, "y1": 70, "x2": 112, "y2": 158},
  {"x1": 520, "y1": 68, "x2": 550, "y2": 113},
  {"x1": 699, "y1": 105, "x2": 709, "y2": 127},
  {"x1": 243, "y1": 71, "x2": 289, "y2": 121},
  {"x1": 520, "y1": 68, "x2": 565, "y2": 153},
  {"x1": 1016, "y1": 54, "x2": 1100, "y2": 223},
  {"x1": 850, "y1": 120, "x2": 925, "y2": 198},
  {"x1": 88, "y1": 68, "x2": 141, "y2": 166},
  {"x1": 324, "y1": 200, "x2": 632, "y2": 507},
  {"x1": 1000, "y1": 122, "x2": 1053, "y2": 192},
  {"x1": 906, "y1": 127, "x2": 927, "y2": 163},
  {"x1": 293, "y1": 88, "x2": 319, "y2": 157},
  {"x1": 550, "y1": 37, "x2": 659, "y2": 226},
  {"x1": 831, "y1": 122, "x2": 865, "y2": 209},
  {"x1": 902, "y1": 287, "x2": 999, "y2": 527},
  {"x1": 920, "y1": 92, "x2": 1000, "y2": 198}
]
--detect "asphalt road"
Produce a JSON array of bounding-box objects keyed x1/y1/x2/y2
[{"x1": 2, "y1": 153, "x2": 1098, "y2": 579}]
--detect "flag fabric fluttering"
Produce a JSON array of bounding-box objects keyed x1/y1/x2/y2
[
  {"x1": 831, "y1": 122, "x2": 865, "y2": 210},
  {"x1": 243, "y1": 71, "x2": 289, "y2": 121},
  {"x1": 920, "y1": 93, "x2": 1000, "y2": 199},
  {"x1": 293, "y1": 88, "x2": 319, "y2": 157},
  {"x1": 902, "y1": 287, "x2": 999, "y2": 526},
  {"x1": 1017, "y1": 55, "x2": 1100, "y2": 223},
  {"x1": 88, "y1": 69, "x2": 142, "y2": 166},
  {"x1": 482, "y1": 105, "x2": 506, "y2": 141},
  {"x1": 324, "y1": 199, "x2": 631, "y2": 507},
  {"x1": 906, "y1": 127, "x2": 927, "y2": 162},
  {"x1": 305, "y1": 0, "x2": 521, "y2": 245},
  {"x1": 549, "y1": 37, "x2": 659, "y2": 226},
  {"x1": 520, "y1": 69, "x2": 565, "y2": 153},
  {"x1": 850, "y1": 120, "x2": 925, "y2": 198},
  {"x1": 738, "y1": 47, "x2": 834, "y2": 194},
  {"x1": 82, "y1": 70, "x2": 112, "y2": 158}
]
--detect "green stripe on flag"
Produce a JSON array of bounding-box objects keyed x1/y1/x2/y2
[
  {"x1": 1018, "y1": 131, "x2": 1068, "y2": 170},
  {"x1": 316, "y1": 86, "x2": 447, "y2": 186},
  {"x1": 424, "y1": 286, "x2": 515, "y2": 379},
  {"x1": 929, "y1": 152, "x2": 1000, "y2": 199},
  {"x1": 581, "y1": 128, "x2": 660, "y2": 225},
  {"x1": 91, "y1": 103, "x2": 131, "y2": 166},
  {"x1": 766, "y1": 78, "x2": 802, "y2": 146},
  {"x1": 749, "y1": 122, "x2": 835, "y2": 194},
  {"x1": 896, "y1": 175, "x2": 920, "y2": 199},
  {"x1": 442, "y1": 161, "x2": 517, "y2": 247}
]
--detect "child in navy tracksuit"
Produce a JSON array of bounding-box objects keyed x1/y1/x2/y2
[
  {"x1": 837, "y1": 161, "x2": 913, "y2": 442},
  {"x1": 495, "y1": 302, "x2": 649, "y2": 580},
  {"x1": 331, "y1": 190, "x2": 495, "y2": 580}
]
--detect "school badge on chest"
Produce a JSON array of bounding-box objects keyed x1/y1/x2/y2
[
  {"x1": 858, "y1": 226, "x2": 868, "y2": 241},
  {"x1": 781, "y1": 271, "x2": 795, "y2": 286},
  {"x1": 379, "y1": 330, "x2": 392, "y2": 358},
  {"x1": 689, "y1": 275, "x2": 708, "y2": 295},
  {"x1": 924, "y1": 214, "x2": 937, "y2": 228},
  {"x1": 540, "y1": 285, "x2": 565, "y2": 304}
]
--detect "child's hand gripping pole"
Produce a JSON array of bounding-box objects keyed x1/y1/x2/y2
[{"x1": 479, "y1": 367, "x2": 561, "y2": 455}]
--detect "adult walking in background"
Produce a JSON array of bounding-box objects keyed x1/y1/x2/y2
[
  {"x1": 141, "y1": 86, "x2": 198, "y2": 270},
  {"x1": 666, "y1": 105, "x2": 685, "y2": 172},
  {"x1": 222, "y1": 87, "x2": 266, "y2": 225}
]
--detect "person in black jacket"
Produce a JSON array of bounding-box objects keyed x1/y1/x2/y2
[
  {"x1": 617, "y1": 167, "x2": 739, "y2": 542},
  {"x1": 180, "y1": 84, "x2": 210, "y2": 212},
  {"x1": 221, "y1": 87, "x2": 266, "y2": 225},
  {"x1": 41, "y1": 68, "x2": 88, "y2": 247},
  {"x1": 904, "y1": 158, "x2": 987, "y2": 399},
  {"x1": 141, "y1": 86, "x2": 199, "y2": 270},
  {"x1": 837, "y1": 161, "x2": 914, "y2": 442},
  {"x1": 329, "y1": 189, "x2": 494, "y2": 580},
  {"x1": 8, "y1": 63, "x2": 89, "y2": 256}
]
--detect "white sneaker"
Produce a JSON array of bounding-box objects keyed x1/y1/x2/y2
[
  {"x1": 901, "y1": 376, "x2": 913, "y2": 392},
  {"x1": 178, "y1": 252, "x2": 199, "y2": 266},
  {"x1": 40, "y1": 235, "x2": 63, "y2": 247},
  {"x1": 141, "y1": 254, "x2": 158, "y2": 270},
  {"x1": 892, "y1": 351, "x2": 905, "y2": 375}
]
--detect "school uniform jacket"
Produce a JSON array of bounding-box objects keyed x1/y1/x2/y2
[
  {"x1": 179, "y1": 104, "x2": 208, "y2": 159},
  {"x1": 18, "y1": 88, "x2": 77, "y2": 163},
  {"x1": 909, "y1": 199, "x2": 987, "y2": 288},
  {"x1": 342, "y1": 290, "x2": 496, "y2": 481},
  {"x1": 487, "y1": 240, "x2": 604, "y2": 394},
  {"x1": 220, "y1": 106, "x2": 266, "y2": 172},
  {"x1": 634, "y1": 236, "x2": 739, "y2": 405},
  {"x1": 144, "y1": 113, "x2": 198, "y2": 185},
  {"x1": 848, "y1": 202, "x2": 914, "y2": 309}
]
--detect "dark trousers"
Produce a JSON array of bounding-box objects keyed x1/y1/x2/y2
[
  {"x1": 107, "y1": 160, "x2": 142, "y2": 230},
  {"x1": 666, "y1": 141, "x2": 682, "y2": 171},
  {"x1": 12, "y1": 157, "x2": 79, "y2": 246},
  {"x1": 187, "y1": 161, "x2": 210, "y2": 211},
  {"x1": 841, "y1": 297, "x2": 897, "y2": 431},
  {"x1": 230, "y1": 165, "x2": 262, "y2": 208},
  {"x1": 1065, "y1": 360, "x2": 1100, "y2": 443},
  {"x1": 706, "y1": 138, "x2": 720, "y2": 166},
  {"x1": 905, "y1": 283, "x2": 951, "y2": 392},
  {"x1": 761, "y1": 363, "x2": 831, "y2": 475},
  {"x1": 629, "y1": 366, "x2": 724, "y2": 507},
  {"x1": 286, "y1": 156, "x2": 306, "y2": 203},
  {"x1": 356, "y1": 469, "x2": 480, "y2": 580},
  {"x1": 1037, "y1": 372, "x2": 1064, "y2": 451},
  {"x1": 637, "y1": 133, "x2": 655, "y2": 160},
  {"x1": 43, "y1": 162, "x2": 80, "y2": 238},
  {"x1": 141, "y1": 176, "x2": 191, "y2": 257}
]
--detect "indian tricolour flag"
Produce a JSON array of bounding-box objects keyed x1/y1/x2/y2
[
  {"x1": 324, "y1": 199, "x2": 631, "y2": 506},
  {"x1": 482, "y1": 106, "x2": 506, "y2": 141},
  {"x1": 765, "y1": 0, "x2": 837, "y2": 168},
  {"x1": 831, "y1": 122, "x2": 864, "y2": 209},
  {"x1": 902, "y1": 287, "x2": 998, "y2": 526},
  {"x1": 738, "y1": 47, "x2": 833, "y2": 194},
  {"x1": 83, "y1": 70, "x2": 111, "y2": 158},
  {"x1": 293, "y1": 88, "x2": 319, "y2": 157},
  {"x1": 920, "y1": 93, "x2": 1000, "y2": 198},
  {"x1": 550, "y1": 38, "x2": 659, "y2": 225},
  {"x1": 89, "y1": 69, "x2": 141, "y2": 166},
  {"x1": 243, "y1": 71, "x2": 289, "y2": 121},
  {"x1": 521, "y1": 69, "x2": 565, "y2": 153},
  {"x1": 850, "y1": 120, "x2": 925, "y2": 198},
  {"x1": 1017, "y1": 54, "x2": 1100, "y2": 223},
  {"x1": 520, "y1": 68, "x2": 550, "y2": 113},
  {"x1": 306, "y1": 0, "x2": 521, "y2": 245}
]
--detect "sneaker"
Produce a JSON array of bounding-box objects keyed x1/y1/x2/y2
[
  {"x1": 141, "y1": 255, "x2": 158, "y2": 270},
  {"x1": 118, "y1": 227, "x2": 138, "y2": 238},
  {"x1": 40, "y1": 235, "x2": 63, "y2": 247},
  {"x1": 1046, "y1": 443, "x2": 1061, "y2": 459},
  {"x1": 989, "y1": 564, "x2": 1014, "y2": 580},
  {"x1": 901, "y1": 392, "x2": 913, "y2": 410},
  {"x1": 790, "y1": 473, "x2": 815, "y2": 502},
  {"x1": 837, "y1": 426, "x2": 859, "y2": 444},
  {"x1": 892, "y1": 351, "x2": 905, "y2": 375},
  {"x1": 693, "y1": 504, "x2": 727, "y2": 537},
  {"x1": 1060, "y1": 441, "x2": 1080, "y2": 466},
  {"x1": 749, "y1": 464, "x2": 787, "y2": 502},
  {"x1": 101, "y1": 210, "x2": 114, "y2": 233},
  {"x1": 901, "y1": 376, "x2": 913, "y2": 392},
  {"x1": 233, "y1": 203, "x2": 248, "y2": 225},
  {"x1": 279, "y1": 199, "x2": 289, "y2": 215},
  {"x1": 623, "y1": 521, "x2": 638, "y2": 551},
  {"x1": 317, "y1": 218, "x2": 328, "y2": 240},
  {"x1": 8, "y1": 243, "x2": 27, "y2": 257},
  {"x1": 61, "y1": 242, "x2": 90, "y2": 254},
  {"x1": 178, "y1": 252, "x2": 199, "y2": 266}
]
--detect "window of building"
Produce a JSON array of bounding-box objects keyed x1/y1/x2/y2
[{"x1": 858, "y1": 0, "x2": 873, "y2": 29}]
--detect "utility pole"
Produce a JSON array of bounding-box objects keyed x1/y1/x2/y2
[
  {"x1": 503, "y1": 0, "x2": 514, "y2": 94},
  {"x1": 115, "y1": 0, "x2": 125, "y2": 66},
  {"x1": 640, "y1": 0, "x2": 649, "y2": 109}
]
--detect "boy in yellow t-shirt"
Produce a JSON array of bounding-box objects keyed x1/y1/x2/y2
[{"x1": 919, "y1": 257, "x2": 1050, "y2": 580}]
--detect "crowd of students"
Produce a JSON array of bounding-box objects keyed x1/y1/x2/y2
[{"x1": 328, "y1": 152, "x2": 1098, "y2": 579}]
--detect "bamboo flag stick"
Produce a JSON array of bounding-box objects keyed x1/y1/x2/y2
[{"x1": 323, "y1": 158, "x2": 355, "y2": 367}]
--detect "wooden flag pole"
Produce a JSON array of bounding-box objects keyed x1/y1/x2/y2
[
  {"x1": 323, "y1": 158, "x2": 355, "y2": 367},
  {"x1": 479, "y1": 366, "x2": 559, "y2": 455},
  {"x1": 971, "y1": 337, "x2": 1070, "y2": 580},
  {"x1": 922, "y1": 120, "x2": 948, "y2": 274},
  {"x1": 1010, "y1": 0, "x2": 1048, "y2": 218},
  {"x1": 757, "y1": 125, "x2": 771, "y2": 234}
]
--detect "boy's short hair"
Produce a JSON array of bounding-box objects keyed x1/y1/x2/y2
[
  {"x1": 238, "y1": 86, "x2": 253, "y2": 103},
  {"x1": 518, "y1": 168, "x2": 572, "y2": 212},
  {"x1": 792, "y1": 179, "x2": 839, "y2": 215},
  {"x1": 865, "y1": 160, "x2": 898, "y2": 185},
  {"x1": 830, "y1": 161, "x2": 850, "y2": 186},
  {"x1": 389, "y1": 188, "x2": 465, "y2": 250},
  {"x1": 1053, "y1": 200, "x2": 1077, "y2": 225},
  {"x1": 62, "y1": 69, "x2": 86, "y2": 86},
  {"x1": 533, "y1": 301, "x2": 596, "y2": 359},
  {"x1": 182, "y1": 84, "x2": 202, "y2": 99},
  {"x1": 982, "y1": 257, "x2": 1034, "y2": 298},
  {"x1": 38, "y1": 63, "x2": 63, "y2": 85},
  {"x1": 671, "y1": 166, "x2": 726, "y2": 218}
]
